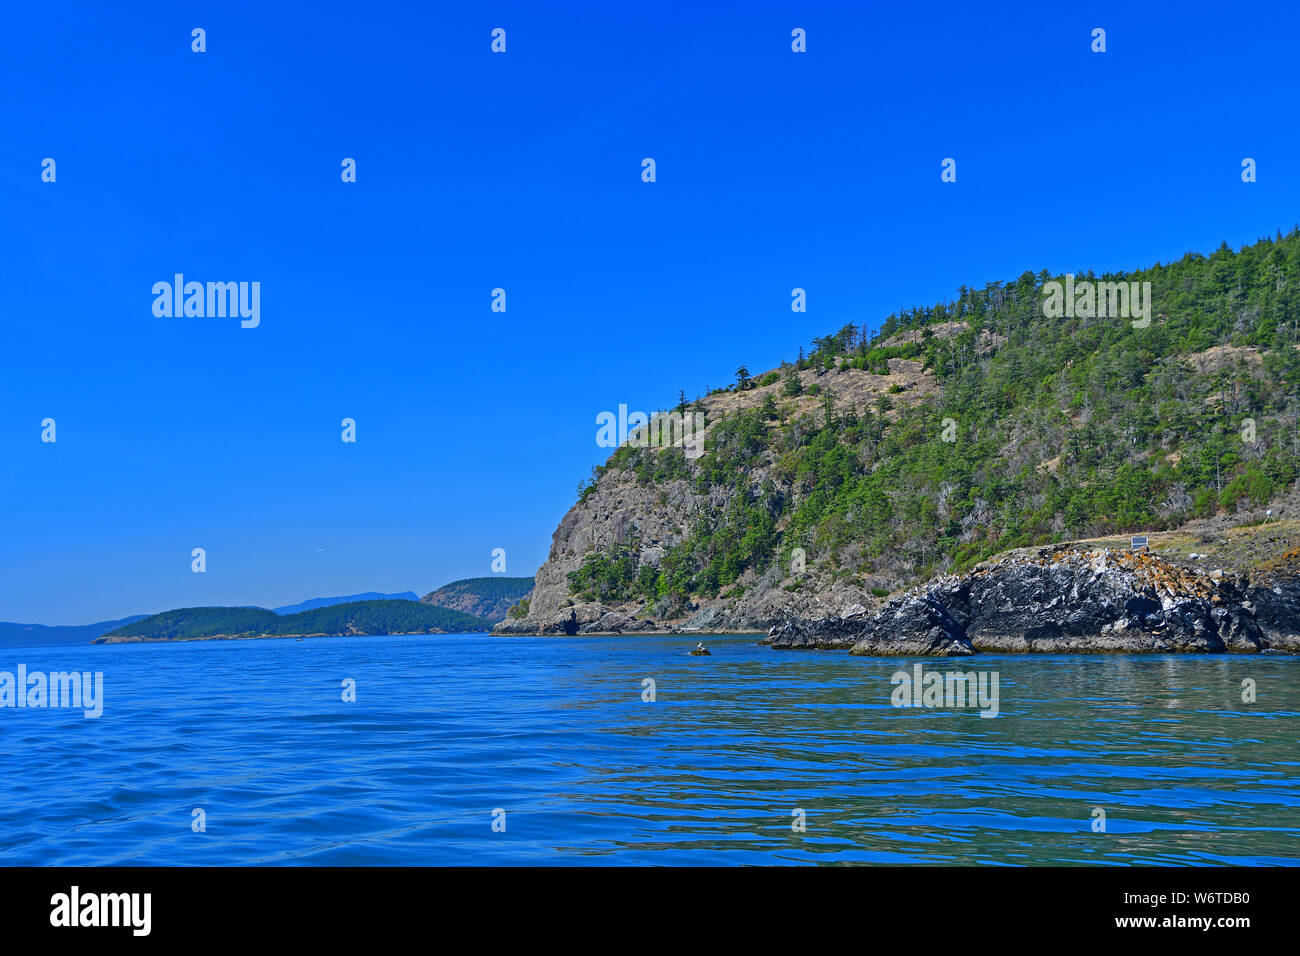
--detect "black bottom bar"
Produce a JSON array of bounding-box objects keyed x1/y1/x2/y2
[{"x1": 0, "y1": 866, "x2": 1275, "y2": 943}]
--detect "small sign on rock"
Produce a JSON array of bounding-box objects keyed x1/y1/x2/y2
[{"x1": 1131, "y1": 535, "x2": 1148, "y2": 551}]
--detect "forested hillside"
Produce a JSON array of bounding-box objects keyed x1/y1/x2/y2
[
  {"x1": 504, "y1": 230, "x2": 1300, "y2": 634},
  {"x1": 421, "y1": 577, "x2": 534, "y2": 623}
]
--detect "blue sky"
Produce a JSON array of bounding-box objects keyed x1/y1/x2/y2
[{"x1": 1, "y1": 1, "x2": 1297, "y2": 623}]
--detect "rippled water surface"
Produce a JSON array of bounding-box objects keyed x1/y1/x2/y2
[{"x1": 1, "y1": 634, "x2": 1297, "y2": 865}]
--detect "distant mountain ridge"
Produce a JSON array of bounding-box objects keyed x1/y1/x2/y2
[
  {"x1": 272, "y1": 592, "x2": 420, "y2": 615},
  {"x1": 421, "y1": 577, "x2": 534, "y2": 623}
]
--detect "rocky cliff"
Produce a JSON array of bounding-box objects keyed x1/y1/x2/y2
[{"x1": 493, "y1": 354, "x2": 942, "y2": 636}]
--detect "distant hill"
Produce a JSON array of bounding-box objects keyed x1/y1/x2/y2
[
  {"x1": 272, "y1": 591, "x2": 420, "y2": 615},
  {"x1": 420, "y1": 577, "x2": 534, "y2": 623},
  {"x1": 0, "y1": 615, "x2": 150, "y2": 648},
  {"x1": 95, "y1": 600, "x2": 490, "y2": 643}
]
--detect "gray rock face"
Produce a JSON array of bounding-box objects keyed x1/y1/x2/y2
[
  {"x1": 766, "y1": 602, "x2": 872, "y2": 650},
  {"x1": 770, "y1": 547, "x2": 1300, "y2": 655},
  {"x1": 491, "y1": 469, "x2": 706, "y2": 635},
  {"x1": 489, "y1": 352, "x2": 964, "y2": 637},
  {"x1": 681, "y1": 606, "x2": 719, "y2": 631},
  {"x1": 854, "y1": 591, "x2": 975, "y2": 656},
  {"x1": 1245, "y1": 579, "x2": 1300, "y2": 652},
  {"x1": 766, "y1": 615, "x2": 862, "y2": 650},
  {"x1": 492, "y1": 435, "x2": 874, "y2": 636}
]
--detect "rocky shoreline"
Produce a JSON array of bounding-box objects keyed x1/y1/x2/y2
[
  {"x1": 492, "y1": 604, "x2": 764, "y2": 637},
  {"x1": 767, "y1": 546, "x2": 1300, "y2": 656}
]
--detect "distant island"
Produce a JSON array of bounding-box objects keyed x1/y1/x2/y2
[
  {"x1": 94, "y1": 600, "x2": 491, "y2": 643},
  {"x1": 0, "y1": 578, "x2": 537, "y2": 648}
]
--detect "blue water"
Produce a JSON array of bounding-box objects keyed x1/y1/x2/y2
[{"x1": 1, "y1": 634, "x2": 1297, "y2": 865}]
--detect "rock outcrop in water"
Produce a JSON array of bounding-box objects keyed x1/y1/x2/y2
[
  {"x1": 490, "y1": 352, "x2": 948, "y2": 637},
  {"x1": 768, "y1": 547, "x2": 1300, "y2": 655}
]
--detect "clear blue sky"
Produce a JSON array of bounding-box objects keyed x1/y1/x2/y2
[{"x1": 2, "y1": 1, "x2": 1297, "y2": 623}]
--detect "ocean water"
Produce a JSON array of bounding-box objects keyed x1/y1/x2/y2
[{"x1": 0, "y1": 633, "x2": 1297, "y2": 865}]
